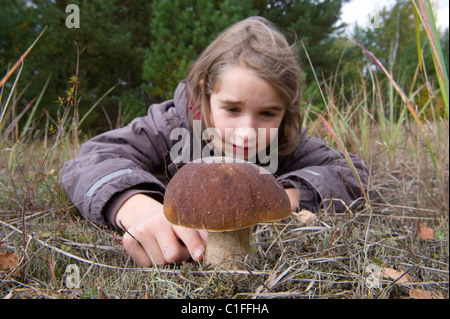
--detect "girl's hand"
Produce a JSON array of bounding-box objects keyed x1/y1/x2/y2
[{"x1": 115, "y1": 194, "x2": 206, "y2": 267}]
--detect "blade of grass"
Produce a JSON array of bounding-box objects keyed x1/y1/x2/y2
[
  {"x1": 352, "y1": 36, "x2": 442, "y2": 189},
  {"x1": 302, "y1": 39, "x2": 368, "y2": 202},
  {"x1": 53, "y1": 82, "x2": 119, "y2": 155},
  {"x1": 20, "y1": 74, "x2": 52, "y2": 140},
  {"x1": 0, "y1": 96, "x2": 36, "y2": 144},
  {"x1": 0, "y1": 59, "x2": 24, "y2": 125},
  {"x1": 310, "y1": 110, "x2": 368, "y2": 202},
  {"x1": 1, "y1": 26, "x2": 47, "y2": 129},
  {"x1": 0, "y1": 26, "x2": 47, "y2": 89},
  {"x1": 414, "y1": 6, "x2": 424, "y2": 73},
  {"x1": 0, "y1": 66, "x2": 9, "y2": 106},
  {"x1": 75, "y1": 83, "x2": 120, "y2": 130},
  {"x1": 412, "y1": 0, "x2": 449, "y2": 119}
]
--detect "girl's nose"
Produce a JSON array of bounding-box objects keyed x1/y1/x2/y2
[
  {"x1": 233, "y1": 127, "x2": 256, "y2": 144},
  {"x1": 237, "y1": 115, "x2": 257, "y2": 132}
]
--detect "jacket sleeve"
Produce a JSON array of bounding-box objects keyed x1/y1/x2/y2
[
  {"x1": 60, "y1": 101, "x2": 179, "y2": 226},
  {"x1": 277, "y1": 129, "x2": 369, "y2": 213}
]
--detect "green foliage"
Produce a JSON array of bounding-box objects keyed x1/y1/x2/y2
[
  {"x1": 315, "y1": 0, "x2": 449, "y2": 122},
  {"x1": 142, "y1": 0, "x2": 256, "y2": 100},
  {"x1": 1, "y1": 0, "x2": 152, "y2": 134},
  {"x1": 441, "y1": 29, "x2": 449, "y2": 76},
  {"x1": 1, "y1": 0, "x2": 347, "y2": 133},
  {"x1": 1, "y1": 0, "x2": 447, "y2": 134},
  {"x1": 142, "y1": 0, "x2": 349, "y2": 101},
  {"x1": 413, "y1": 0, "x2": 449, "y2": 119},
  {"x1": 252, "y1": 0, "x2": 349, "y2": 82}
]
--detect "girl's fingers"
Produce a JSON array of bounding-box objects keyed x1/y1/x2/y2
[
  {"x1": 122, "y1": 223, "x2": 192, "y2": 266},
  {"x1": 173, "y1": 225, "x2": 206, "y2": 261},
  {"x1": 156, "y1": 227, "x2": 191, "y2": 264},
  {"x1": 122, "y1": 232, "x2": 164, "y2": 267},
  {"x1": 121, "y1": 214, "x2": 206, "y2": 266}
]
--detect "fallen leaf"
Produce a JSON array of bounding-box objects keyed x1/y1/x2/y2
[
  {"x1": 416, "y1": 222, "x2": 434, "y2": 240},
  {"x1": 409, "y1": 288, "x2": 444, "y2": 299},
  {"x1": 0, "y1": 251, "x2": 21, "y2": 278},
  {"x1": 381, "y1": 268, "x2": 414, "y2": 284},
  {"x1": 0, "y1": 251, "x2": 20, "y2": 272},
  {"x1": 381, "y1": 266, "x2": 444, "y2": 299},
  {"x1": 98, "y1": 286, "x2": 108, "y2": 299},
  {"x1": 294, "y1": 209, "x2": 317, "y2": 226}
]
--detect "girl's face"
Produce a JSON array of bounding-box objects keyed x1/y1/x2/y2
[{"x1": 209, "y1": 66, "x2": 285, "y2": 160}]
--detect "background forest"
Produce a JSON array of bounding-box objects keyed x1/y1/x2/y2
[{"x1": 1, "y1": 0, "x2": 448, "y2": 135}]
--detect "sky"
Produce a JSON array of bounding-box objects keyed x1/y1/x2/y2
[{"x1": 340, "y1": 0, "x2": 449, "y2": 32}]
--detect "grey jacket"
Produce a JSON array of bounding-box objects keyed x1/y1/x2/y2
[{"x1": 60, "y1": 81, "x2": 369, "y2": 227}]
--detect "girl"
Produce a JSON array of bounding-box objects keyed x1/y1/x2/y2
[{"x1": 60, "y1": 17, "x2": 369, "y2": 267}]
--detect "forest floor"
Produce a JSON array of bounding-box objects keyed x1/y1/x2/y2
[{"x1": 1, "y1": 120, "x2": 448, "y2": 300}]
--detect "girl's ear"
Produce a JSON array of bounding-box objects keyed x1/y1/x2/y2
[{"x1": 199, "y1": 79, "x2": 205, "y2": 89}]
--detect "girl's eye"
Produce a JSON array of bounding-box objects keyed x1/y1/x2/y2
[
  {"x1": 260, "y1": 112, "x2": 275, "y2": 118},
  {"x1": 225, "y1": 107, "x2": 240, "y2": 114}
]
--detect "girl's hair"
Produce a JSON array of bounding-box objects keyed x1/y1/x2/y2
[{"x1": 186, "y1": 16, "x2": 302, "y2": 155}]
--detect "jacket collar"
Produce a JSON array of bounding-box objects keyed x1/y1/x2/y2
[{"x1": 173, "y1": 80, "x2": 191, "y2": 130}]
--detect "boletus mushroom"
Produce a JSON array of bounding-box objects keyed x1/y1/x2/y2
[{"x1": 163, "y1": 157, "x2": 291, "y2": 270}]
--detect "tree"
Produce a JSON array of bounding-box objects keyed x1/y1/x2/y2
[
  {"x1": 142, "y1": 0, "x2": 348, "y2": 101},
  {"x1": 142, "y1": 0, "x2": 256, "y2": 101},
  {"x1": 0, "y1": 0, "x2": 44, "y2": 101},
  {"x1": 1, "y1": 0, "x2": 153, "y2": 132},
  {"x1": 2, "y1": 0, "x2": 349, "y2": 133},
  {"x1": 252, "y1": 0, "x2": 349, "y2": 83}
]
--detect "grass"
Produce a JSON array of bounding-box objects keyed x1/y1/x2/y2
[
  {"x1": 1, "y1": 91, "x2": 448, "y2": 300},
  {"x1": 1, "y1": 1, "x2": 448, "y2": 299},
  {"x1": 1, "y1": 134, "x2": 448, "y2": 299}
]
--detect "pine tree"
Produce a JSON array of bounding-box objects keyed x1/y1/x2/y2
[{"x1": 142, "y1": 0, "x2": 256, "y2": 101}]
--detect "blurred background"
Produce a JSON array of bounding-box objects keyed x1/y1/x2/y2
[{"x1": 1, "y1": 0, "x2": 448, "y2": 136}]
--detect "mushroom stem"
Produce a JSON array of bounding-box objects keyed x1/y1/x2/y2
[{"x1": 204, "y1": 227, "x2": 252, "y2": 270}]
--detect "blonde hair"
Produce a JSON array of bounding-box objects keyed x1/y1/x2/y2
[{"x1": 186, "y1": 16, "x2": 302, "y2": 155}]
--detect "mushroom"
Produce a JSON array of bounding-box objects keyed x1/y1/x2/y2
[{"x1": 163, "y1": 157, "x2": 291, "y2": 270}]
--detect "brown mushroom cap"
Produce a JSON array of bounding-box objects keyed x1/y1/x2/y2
[{"x1": 163, "y1": 157, "x2": 291, "y2": 231}]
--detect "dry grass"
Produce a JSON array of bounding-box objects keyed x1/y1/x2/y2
[
  {"x1": 1, "y1": 0, "x2": 448, "y2": 301},
  {"x1": 2, "y1": 0, "x2": 448, "y2": 300},
  {"x1": 0, "y1": 117, "x2": 448, "y2": 299}
]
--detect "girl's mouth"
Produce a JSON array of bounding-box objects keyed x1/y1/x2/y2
[{"x1": 232, "y1": 144, "x2": 249, "y2": 155}]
